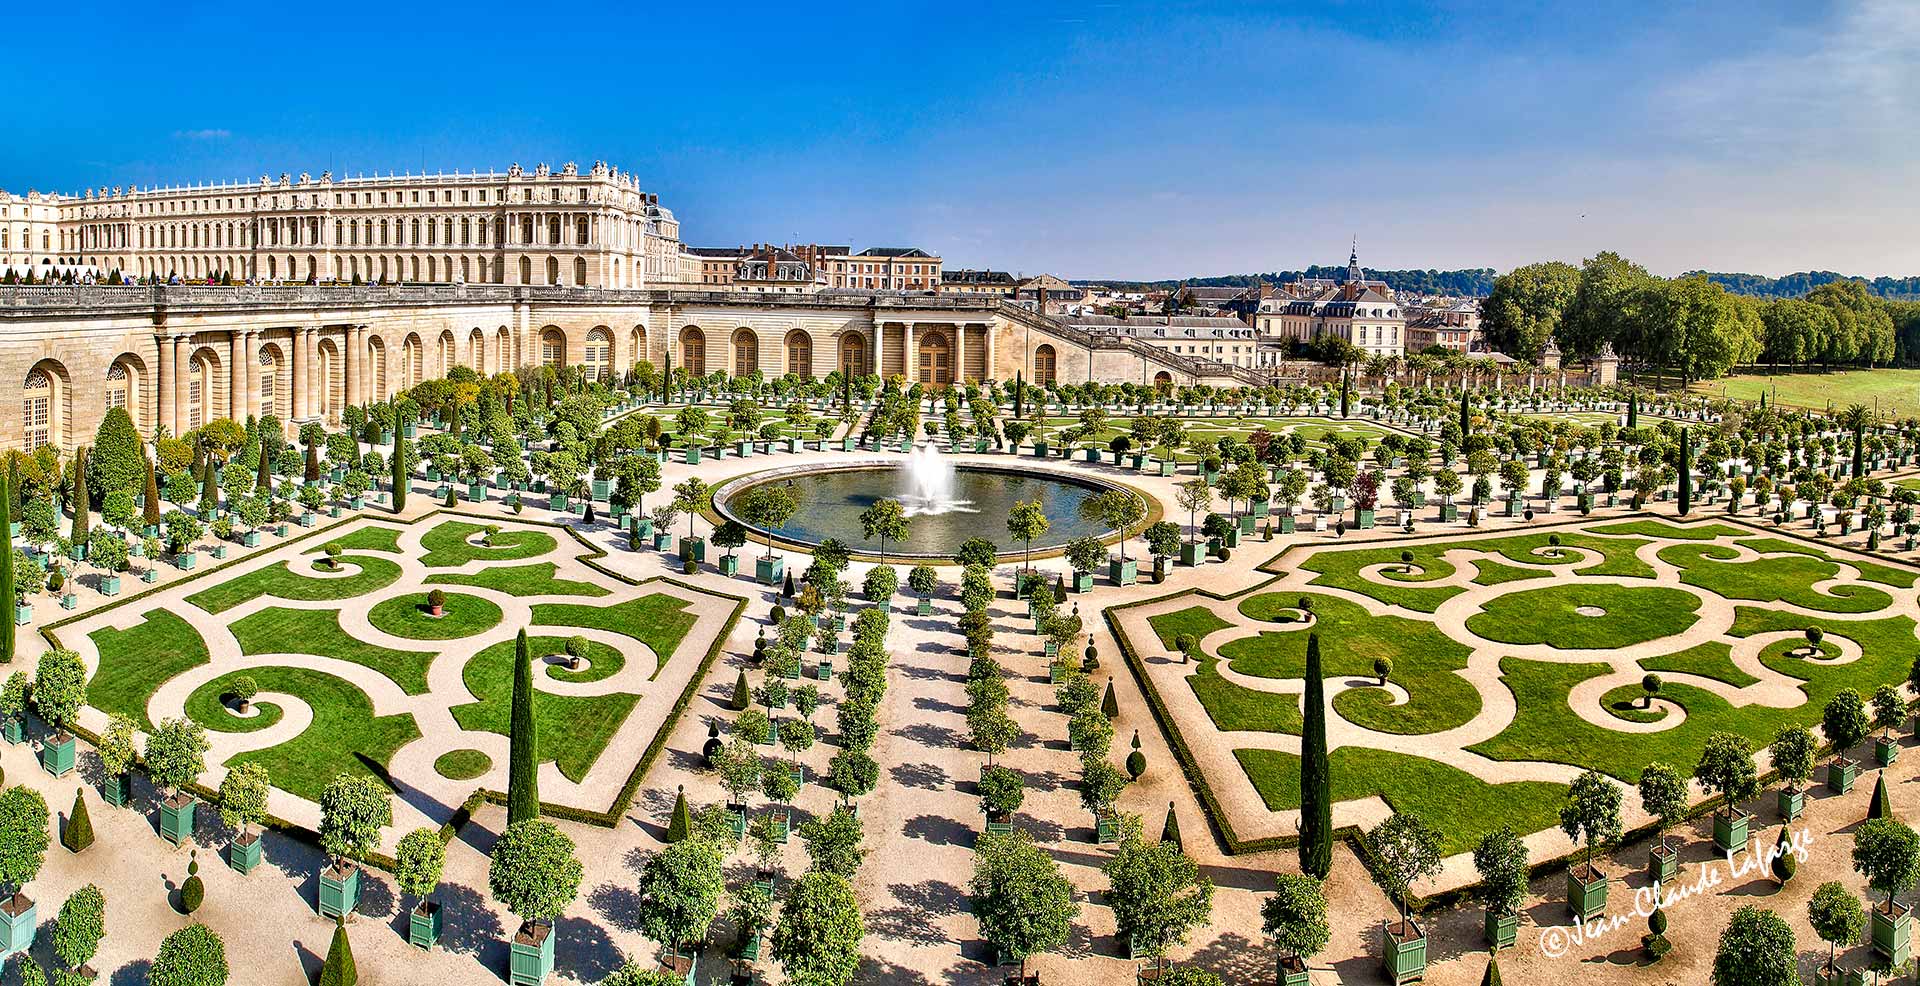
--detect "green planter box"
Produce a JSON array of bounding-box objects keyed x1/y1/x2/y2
[
  {"x1": 1031, "y1": 442, "x2": 1049, "y2": 458},
  {"x1": 548, "y1": 494, "x2": 570, "y2": 512},
  {"x1": 469, "y1": 484, "x2": 487, "y2": 502},
  {"x1": 1157, "y1": 459, "x2": 1176, "y2": 476},
  {"x1": 1873, "y1": 902, "x2": 1913, "y2": 964},
  {"x1": 1354, "y1": 508, "x2": 1376, "y2": 529},
  {"x1": 1440, "y1": 503, "x2": 1459, "y2": 522},
  {"x1": 1381, "y1": 920, "x2": 1427, "y2": 986},
  {"x1": 917, "y1": 597, "x2": 932, "y2": 616},
  {"x1": 1566, "y1": 866, "x2": 1607, "y2": 921},
  {"x1": 1779, "y1": 786, "x2": 1806, "y2": 823},
  {"x1": 58, "y1": 592, "x2": 76, "y2": 611},
  {"x1": 177, "y1": 552, "x2": 198, "y2": 570},
  {"x1": 756, "y1": 556, "x2": 784, "y2": 585},
  {"x1": 240, "y1": 531, "x2": 262, "y2": 547},
  {"x1": 0, "y1": 895, "x2": 35, "y2": 959},
  {"x1": 140, "y1": 568, "x2": 159, "y2": 584},
  {"x1": 719, "y1": 555, "x2": 739, "y2": 576},
  {"x1": 1876, "y1": 735, "x2": 1899, "y2": 767},
  {"x1": 653, "y1": 533, "x2": 674, "y2": 551},
  {"x1": 318, "y1": 863, "x2": 361, "y2": 919},
  {"x1": 159, "y1": 794, "x2": 196, "y2": 846},
  {"x1": 681, "y1": 537, "x2": 706, "y2": 564},
  {"x1": 841, "y1": 437, "x2": 856, "y2": 452},
  {"x1": 633, "y1": 517, "x2": 654, "y2": 539},
  {"x1": 99, "y1": 575, "x2": 121, "y2": 597},
  {"x1": 1094, "y1": 811, "x2": 1119, "y2": 844},
  {"x1": 1179, "y1": 542, "x2": 1202, "y2": 567},
  {"x1": 1649, "y1": 842, "x2": 1678, "y2": 883},
  {"x1": 409, "y1": 902, "x2": 443, "y2": 949},
  {"x1": 1484, "y1": 910, "x2": 1517, "y2": 950},
  {"x1": 1279, "y1": 956, "x2": 1310, "y2": 986},
  {"x1": 102, "y1": 773, "x2": 131, "y2": 807},
  {"x1": 228, "y1": 833, "x2": 262, "y2": 874},
  {"x1": 39, "y1": 733, "x2": 74, "y2": 777},
  {"x1": 1237, "y1": 513, "x2": 1257, "y2": 534},
  {"x1": 209, "y1": 545, "x2": 227, "y2": 560},
  {"x1": 509, "y1": 920, "x2": 555, "y2": 986},
  {"x1": 1830, "y1": 757, "x2": 1859, "y2": 795},
  {"x1": 593, "y1": 479, "x2": 610, "y2": 501},
  {"x1": 1109, "y1": 557, "x2": 1137, "y2": 586},
  {"x1": 1713, "y1": 811, "x2": 1751, "y2": 855},
  {"x1": 1071, "y1": 571, "x2": 1094, "y2": 593},
  {"x1": 684, "y1": 446, "x2": 702, "y2": 465}
]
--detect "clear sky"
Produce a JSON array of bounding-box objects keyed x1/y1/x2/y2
[{"x1": 7, "y1": 0, "x2": 1916, "y2": 281}]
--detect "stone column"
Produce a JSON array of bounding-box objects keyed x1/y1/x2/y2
[
  {"x1": 983, "y1": 322, "x2": 996, "y2": 383},
  {"x1": 172, "y1": 335, "x2": 190, "y2": 432},
  {"x1": 872, "y1": 322, "x2": 884, "y2": 377},
  {"x1": 229, "y1": 331, "x2": 246, "y2": 423},
  {"x1": 242, "y1": 330, "x2": 259, "y2": 422},
  {"x1": 291, "y1": 329, "x2": 307, "y2": 420},
  {"x1": 903, "y1": 322, "x2": 915, "y2": 384},
  {"x1": 954, "y1": 324, "x2": 967, "y2": 386},
  {"x1": 345, "y1": 325, "x2": 362, "y2": 409},
  {"x1": 305, "y1": 328, "x2": 319, "y2": 419},
  {"x1": 155, "y1": 335, "x2": 174, "y2": 435}
]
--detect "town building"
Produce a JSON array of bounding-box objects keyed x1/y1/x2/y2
[{"x1": 1253, "y1": 247, "x2": 1406, "y2": 357}]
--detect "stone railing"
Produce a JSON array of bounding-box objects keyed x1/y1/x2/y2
[{"x1": 0, "y1": 282, "x2": 1010, "y2": 315}]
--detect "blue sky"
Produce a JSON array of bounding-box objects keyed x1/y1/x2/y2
[{"x1": 7, "y1": 0, "x2": 1917, "y2": 280}]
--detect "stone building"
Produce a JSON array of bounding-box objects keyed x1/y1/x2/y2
[{"x1": 1254, "y1": 248, "x2": 1406, "y2": 357}]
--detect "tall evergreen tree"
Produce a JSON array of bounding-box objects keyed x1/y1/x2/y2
[
  {"x1": 0, "y1": 469, "x2": 12, "y2": 664},
  {"x1": 69, "y1": 448, "x2": 89, "y2": 546},
  {"x1": 1298, "y1": 632, "x2": 1332, "y2": 878},
  {"x1": 391, "y1": 433, "x2": 408, "y2": 513},
  {"x1": 255, "y1": 440, "x2": 271, "y2": 492},
  {"x1": 1459, "y1": 390, "x2": 1470, "y2": 436},
  {"x1": 507, "y1": 630, "x2": 540, "y2": 825},
  {"x1": 142, "y1": 458, "x2": 161, "y2": 530},
  {"x1": 1677, "y1": 427, "x2": 1692, "y2": 516},
  {"x1": 1626, "y1": 392, "x2": 1637, "y2": 430},
  {"x1": 200, "y1": 456, "x2": 218, "y2": 512}
]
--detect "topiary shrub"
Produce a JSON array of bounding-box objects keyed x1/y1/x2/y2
[
  {"x1": 318, "y1": 917, "x2": 357, "y2": 986},
  {"x1": 664, "y1": 786, "x2": 692, "y2": 843},
  {"x1": 180, "y1": 853, "x2": 205, "y2": 914},
  {"x1": 426, "y1": 588, "x2": 447, "y2": 611},
  {"x1": 683, "y1": 558, "x2": 697, "y2": 575},
  {"x1": 324, "y1": 542, "x2": 343, "y2": 569},
  {"x1": 731, "y1": 671, "x2": 751, "y2": 712},
  {"x1": 61, "y1": 788, "x2": 93, "y2": 854}
]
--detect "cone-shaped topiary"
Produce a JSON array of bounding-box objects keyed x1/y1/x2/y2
[
  {"x1": 1870, "y1": 771, "x2": 1892, "y2": 821},
  {"x1": 1101, "y1": 680, "x2": 1119, "y2": 719},
  {"x1": 1771, "y1": 826, "x2": 1796, "y2": 883},
  {"x1": 1481, "y1": 954, "x2": 1501, "y2": 986},
  {"x1": 506, "y1": 630, "x2": 540, "y2": 826},
  {"x1": 731, "y1": 671, "x2": 751, "y2": 712},
  {"x1": 665, "y1": 785, "x2": 692, "y2": 843},
  {"x1": 62, "y1": 788, "x2": 93, "y2": 854},
  {"x1": 318, "y1": 917, "x2": 357, "y2": 986},
  {"x1": 1160, "y1": 801, "x2": 1181, "y2": 849}
]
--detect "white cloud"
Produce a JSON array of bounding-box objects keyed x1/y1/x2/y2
[{"x1": 172, "y1": 128, "x2": 232, "y2": 141}]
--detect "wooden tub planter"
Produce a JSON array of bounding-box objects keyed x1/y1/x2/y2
[
  {"x1": 509, "y1": 919, "x2": 556, "y2": 986},
  {"x1": 318, "y1": 861, "x2": 362, "y2": 919},
  {"x1": 1872, "y1": 899, "x2": 1913, "y2": 964},
  {"x1": 39, "y1": 731, "x2": 75, "y2": 777},
  {"x1": 1830, "y1": 757, "x2": 1860, "y2": 795},
  {"x1": 1648, "y1": 840, "x2": 1678, "y2": 883},
  {"x1": 1876, "y1": 733, "x2": 1900, "y2": 767},
  {"x1": 0, "y1": 894, "x2": 35, "y2": 957},
  {"x1": 158, "y1": 793, "x2": 196, "y2": 846},
  {"x1": 101, "y1": 772, "x2": 132, "y2": 808},
  {"x1": 228, "y1": 831, "x2": 262, "y2": 874},
  {"x1": 985, "y1": 810, "x2": 1014, "y2": 837},
  {"x1": 1567, "y1": 863, "x2": 1608, "y2": 921},
  {"x1": 1278, "y1": 954, "x2": 1310, "y2": 986},
  {"x1": 1484, "y1": 909, "x2": 1518, "y2": 950},
  {"x1": 1712, "y1": 809, "x2": 1752, "y2": 856},
  {"x1": 1381, "y1": 918, "x2": 1427, "y2": 985},
  {"x1": 410, "y1": 900, "x2": 443, "y2": 949},
  {"x1": 719, "y1": 555, "x2": 740, "y2": 577},
  {"x1": 1779, "y1": 785, "x2": 1806, "y2": 823}
]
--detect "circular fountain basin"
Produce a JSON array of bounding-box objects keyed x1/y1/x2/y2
[{"x1": 714, "y1": 459, "x2": 1123, "y2": 558}]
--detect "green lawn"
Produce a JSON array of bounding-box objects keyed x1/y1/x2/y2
[
  {"x1": 185, "y1": 666, "x2": 420, "y2": 801},
  {"x1": 1234, "y1": 747, "x2": 1569, "y2": 856},
  {"x1": 87, "y1": 610, "x2": 210, "y2": 731},
  {"x1": 305, "y1": 525, "x2": 403, "y2": 554},
  {"x1": 532, "y1": 594, "x2": 696, "y2": 677},
  {"x1": 450, "y1": 636, "x2": 640, "y2": 782},
  {"x1": 425, "y1": 562, "x2": 609, "y2": 598},
  {"x1": 1221, "y1": 592, "x2": 1481, "y2": 735},
  {"x1": 1589, "y1": 519, "x2": 1747, "y2": 540},
  {"x1": 1301, "y1": 529, "x2": 1655, "y2": 612},
  {"x1": 1639, "y1": 642, "x2": 1759, "y2": 688},
  {"x1": 367, "y1": 592, "x2": 505, "y2": 640},
  {"x1": 1147, "y1": 606, "x2": 1235, "y2": 650},
  {"x1": 1466, "y1": 583, "x2": 1701, "y2": 649},
  {"x1": 1694, "y1": 368, "x2": 1920, "y2": 417},
  {"x1": 229, "y1": 607, "x2": 436, "y2": 695},
  {"x1": 1733, "y1": 537, "x2": 1918, "y2": 589},
  {"x1": 434, "y1": 748, "x2": 492, "y2": 781},
  {"x1": 419, "y1": 521, "x2": 558, "y2": 568},
  {"x1": 186, "y1": 554, "x2": 403, "y2": 614},
  {"x1": 1659, "y1": 543, "x2": 1894, "y2": 613},
  {"x1": 1471, "y1": 609, "x2": 1920, "y2": 781}
]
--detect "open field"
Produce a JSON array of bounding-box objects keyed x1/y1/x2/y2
[{"x1": 1693, "y1": 367, "x2": 1920, "y2": 417}]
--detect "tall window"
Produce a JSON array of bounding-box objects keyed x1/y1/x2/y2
[
  {"x1": 259, "y1": 350, "x2": 278, "y2": 418},
  {"x1": 22, "y1": 370, "x2": 50, "y2": 451}
]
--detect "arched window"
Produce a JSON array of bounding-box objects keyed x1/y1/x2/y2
[
  {"x1": 678, "y1": 326, "x2": 707, "y2": 376},
  {"x1": 259, "y1": 347, "x2": 283, "y2": 419},
  {"x1": 731, "y1": 328, "x2": 758, "y2": 378},
  {"x1": 541, "y1": 328, "x2": 566, "y2": 368},
  {"x1": 785, "y1": 330, "x2": 814, "y2": 379},
  {"x1": 22, "y1": 369, "x2": 53, "y2": 451},
  {"x1": 585, "y1": 329, "x2": 612, "y2": 380},
  {"x1": 1034, "y1": 344, "x2": 1057, "y2": 386},
  {"x1": 546, "y1": 257, "x2": 559, "y2": 285},
  {"x1": 574, "y1": 257, "x2": 587, "y2": 286},
  {"x1": 104, "y1": 362, "x2": 132, "y2": 422},
  {"x1": 838, "y1": 334, "x2": 867, "y2": 376},
  {"x1": 518, "y1": 257, "x2": 532, "y2": 284}
]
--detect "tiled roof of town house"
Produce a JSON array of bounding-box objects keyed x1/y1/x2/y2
[
  {"x1": 942, "y1": 269, "x2": 1015, "y2": 284},
  {"x1": 686, "y1": 246, "x2": 748, "y2": 257},
  {"x1": 855, "y1": 247, "x2": 936, "y2": 258},
  {"x1": 1068, "y1": 315, "x2": 1253, "y2": 330}
]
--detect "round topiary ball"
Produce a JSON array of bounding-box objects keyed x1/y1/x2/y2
[{"x1": 1126, "y1": 750, "x2": 1147, "y2": 780}]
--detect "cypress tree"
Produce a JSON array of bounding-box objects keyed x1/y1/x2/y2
[
  {"x1": 1869, "y1": 770, "x2": 1892, "y2": 820},
  {"x1": 69, "y1": 448, "x2": 89, "y2": 546},
  {"x1": 0, "y1": 469, "x2": 12, "y2": 663},
  {"x1": 506, "y1": 630, "x2": 539, "y2": 825},
  {"x1": 1676, "y1": 427, "x2": 1692, "y2": 516},
  {"x1": 1853, "y1": 422, "x2": 1865, "y2": 480},
  {"x1": 1459, "y1": 389, "x2": 1470, "y2": 436},
  {"x1": 318, "y1": 918, "x2": 357, "y2": 986},
  {"x1": 1160, "y1": 801, "x2": 1181, "y2": 849},
  {"x1": 1338, "y1": 369, "x2": 1350, "y2": 419},
  {"x1": 200, "y1": 457, "x2": 218, "y2": 512},
  {"x1": 1013, "y1": 372, "x2": 1024, "y2": 419},
  {"x1": 61, "y1": 788, "x2": 93, "y2": 853},
  {"x1": 142, "y1": 458, "x2": 161, "y2": 529},
  {"x1": 661, "y1": 348, "x2": 673, "y2": 404},
  {"x1": 1481, "y1": 955, "x2": 1501, "y2": 986},
  {"x1": 1626, "y1": 392, "x2": 1637, "y2": 430},
  {"x1": 1298, "y1": 632, "x2": 1332, "y2": 878},
  {"x1": 255, "y1": 439, "x2": 271, "y2": 491},
  {"x1": 665, "y1": 785, "x2": 691, "y2": 843},
  {"x1": 305, "y1": 441, "x2": 321, "y2": 483},
  {"x1": 391, "y1": 433, "x2": 409, "y2": 513}
]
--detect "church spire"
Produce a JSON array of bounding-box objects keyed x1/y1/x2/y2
[{"x1": 1345, "y1": 238, "x2": 1361, "y2": 285}]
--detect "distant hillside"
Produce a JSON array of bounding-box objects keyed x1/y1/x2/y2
[
  {"x1": 1080, "y1": 265, "x2": 1497, "y2": 298},
  {"x1": 1690, "y1": 270, "x2": 1920, "y2": 301}
]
